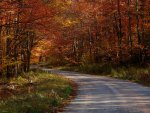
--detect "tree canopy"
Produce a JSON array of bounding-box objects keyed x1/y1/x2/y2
[{"x1": 0, "y1": 0, "x2": 150, "y2": 77}]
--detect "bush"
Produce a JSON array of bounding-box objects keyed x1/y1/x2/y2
[
  {"x1": 64, "y1": 85, "x2": 72, "y2": 98},
  {"x1": 79, "y1": 63, "x2": 112, "y2": 74},
  {"x1": 138, "y1": 73, "x2": 150, "y2": 82},
  {"x1": 109, "y1": 66, "x2": 150, "y2": 85}
]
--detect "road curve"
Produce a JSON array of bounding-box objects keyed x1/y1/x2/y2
[{"x1": 41, "y1": 68, "x2": 150, "y2": 113}]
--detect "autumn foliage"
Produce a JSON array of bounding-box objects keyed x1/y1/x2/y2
[
  {"x1": 0, "y1": 0, "x2": 150, "y2": 77},
  {"x1": 0, "y1": 0, "x2": 54, "y2": 77},
  {"x1": 40, "y1": 0, "x2": 150, "y2": 66}
]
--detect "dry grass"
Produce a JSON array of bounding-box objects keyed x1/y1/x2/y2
[{"x1": 0, "y1": 71, "x2": 75, "y2": 113}]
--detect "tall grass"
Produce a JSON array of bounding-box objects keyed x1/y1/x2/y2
[
  {"x1": 80, "y1": 64, "x2": 150, "y2": 85},
  {"x1": 0, "y1": 71, "x2": 73, "y2": 113},
  {"x1": 59, "y1": 63, "x2": 150, "y2": 85},
  {"x1": 110, "y1": 66, "x2": 150, "y2": 83}
]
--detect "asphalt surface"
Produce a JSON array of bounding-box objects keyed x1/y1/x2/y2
[{"x1": 40, "y1": 68, "x2": 150, "y2": 113}]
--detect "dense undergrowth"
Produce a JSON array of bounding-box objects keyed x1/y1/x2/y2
[{"x1": 0, "y1": 71, "x2": 73, "y2": 113}]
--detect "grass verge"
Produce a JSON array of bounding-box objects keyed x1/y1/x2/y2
[
  {"x1": 56, "y1": 64, "x2": 150, "y2": 86},
  {"x1": 0, "y1": 71, "x2": 77, "y2": 113}
]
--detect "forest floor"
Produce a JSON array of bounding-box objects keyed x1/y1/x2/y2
[
  {"x1": 0, "y1": 71, "x2": 77, "y2": 113},
  {"x1": 40, "y1": 67, "x2": 150, "y2": 113}
]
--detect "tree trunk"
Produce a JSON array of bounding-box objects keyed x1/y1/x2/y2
[
  {"x1": 127, "y1": 0, "x2": 132, "y2": 50},
  {"x1": 136, "y1": 0, "x2": 141, "y2": 44}
]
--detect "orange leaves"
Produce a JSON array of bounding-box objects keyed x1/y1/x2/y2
[{"x1": 31, "y1": 0, "x2": 150, "y2": 65}]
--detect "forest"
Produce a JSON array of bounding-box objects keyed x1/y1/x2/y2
[
  {"x1": 1, "y1": 0, "x2": 150, "y2": 77},
  {"x1": 0, "y1": 0, "x2": 150, "y2": 113}
]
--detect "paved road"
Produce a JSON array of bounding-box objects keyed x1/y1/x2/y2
[{"x1": 41, "y1": 68, "x2": 150, "y2": 113}]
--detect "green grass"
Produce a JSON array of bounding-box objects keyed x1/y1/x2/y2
[
  {"x1": 0, "y1": 71, "x2": 73, "y2": 113},
  {"x1": 57, "y1": 63, "x2": 112, "y2": 75},
  {"x1": 57, "y1": 64, "x2": 150, "y2": 86},
  {"x1": 109, "y1": 66, "x2": 150, "y2": 85}
]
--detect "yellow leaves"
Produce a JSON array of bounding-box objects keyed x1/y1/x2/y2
[
  {"x1": 2, "y1": 58, "x2": 22, "y2": 68},
  {"x1": 62, "y1": 19, "x2": 79, "y2": 27},
  {"x1": 32, "y1": 39, "x2": 52, "y2": 57},
  {"x1": 6, "y1": 35, "x2": 13, "y2": 39},
  {"x1": 55, "y1": 15, "x2": 79, "y2": 27},
  {"x1": 67, "y1": 0, "x2": 72, "y2": 5},
  {"x1": 54, "y1": 0, "x2": 72, "y2": 10}
]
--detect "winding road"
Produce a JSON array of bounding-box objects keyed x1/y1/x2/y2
[{"x1": 41, "y1": 68, "x2": 150, "y2": 113}]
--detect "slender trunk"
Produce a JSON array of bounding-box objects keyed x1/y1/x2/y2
[
  {"x1": 116, "y1": 0, "x2": 123, "y2": 63},
  {"x1": 0, "y1": 24, "x2": 2, "y2": 77},
  {"x1": 88, "y1": 27, "x2": 93, "y2": 63},
  {"x1": 136, "y1": 0, "x2": 141, "y2": 44},
  {"x1": 136, "y1": 0, "x2": 143, "y2": 64},
  {"x1": 13, "y1": 12, "x2": 20, "y2": 76},
  {"x1": 127, "y1": 0, "x2": 132, "y2": 49},
  {"x1": 27, "y1": 51, "x2": 31, "y2": 72}
]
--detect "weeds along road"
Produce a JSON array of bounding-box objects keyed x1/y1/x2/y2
[{"x1": 41, "y1": 68, "x2": 150, "y2": 113}]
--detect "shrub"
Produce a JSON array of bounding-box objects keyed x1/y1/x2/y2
[
  {"x1": 64, "y1": 85, "x2": 72, "y2": 98},
  {"x1": 137, "y1": 73, "x2": 150, "y2": 82},
  {"x1": 79, "y1": 63, "x2": 112, "y2": 74}
]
